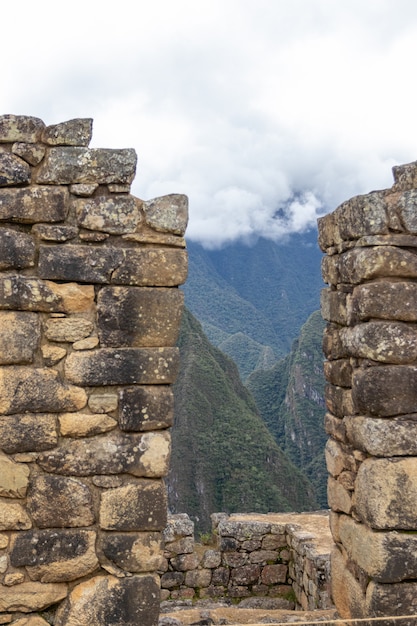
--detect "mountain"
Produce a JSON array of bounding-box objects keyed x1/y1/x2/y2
[
  {"x1": 168, "y1": 308, "x2": 318, "y2": 532},
  {"x1": 183, "y1": 233, "x2": 324, "y2": 380},
  {"x1": 247, "y1": 310, "x2": 327, "y2": 506}
]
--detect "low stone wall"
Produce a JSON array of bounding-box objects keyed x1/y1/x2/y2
[{"x1": 161, "y1": 512, "x2": 333, "y2": 612}]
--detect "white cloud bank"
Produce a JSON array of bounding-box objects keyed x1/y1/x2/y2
[{"x1": 2, "y1": 0, "x2": 417, "y2": 246}]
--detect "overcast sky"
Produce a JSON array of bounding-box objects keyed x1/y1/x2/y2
[{"x1": 3, "y1": 0, "x2": 417, "y2": 247}]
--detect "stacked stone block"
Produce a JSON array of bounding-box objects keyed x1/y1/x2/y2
[
  {"x1": 160, "y1": 512, "x2": 332, "y2": 611},
  {"x1": 319, "y1": 160, "x2": 417, "y2": 622},
  {"x1": 0, "y1": 115, "x2": 187, "y2": 625}
]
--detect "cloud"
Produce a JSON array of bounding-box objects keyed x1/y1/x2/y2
[{"x1": 2, "y1": 0, "x2": 417, "y2": 246}]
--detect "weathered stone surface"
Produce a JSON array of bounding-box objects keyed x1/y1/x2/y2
[
  {"x1": 112, "y1": 247, "x2": 188, "y2": 287},
  {"x1": 0, "y1": 500, "x2": 31, "y2": 530},
  {"x1": 161, "y1": 571, "x2": 185, "y2": 588},
  {"x1": 42, "y1": 118, "x2": 93, "y2": 146},
  {"x1": 0, "y1": 452, "x2": 30, "y2": 498},
  {"x1": 38, "y1": 244, "x2": 123, "y2": 284},
  {"x1": 38, "y1": 430, "x2": 170, "y2": 477},
  {"x1": 260, "y1": 564, "x2": 288, "y2": 585},
  {"x1": 218, "y1": 519, "x2": 271, "y2": 541},
  {"x1": 230, "y1": 564, "x2": 261, "y2": 585},
  {"x1": 55, "y1": 574, "x2": 160, "y2": 626},
  {"x1": 170, "y1": 552, "x2": 202, "y2": 571},
  {"x1": 185, "y1": 568, "x2": 212, "y2": 588},
  {"x1": 327, "y1": 476, "x2": 352, "y2": 514},
  {"x1": 44, "y1": 317, "x2": 93, "y2": 342},
  {"x1": 0, "y1": 312, "x2": 39, "y2": 364},
  {"x1": 325, "y1": 439, "x2": 355, "y2": 477},
  {"x1": 340, "y1": 321, "x2": 417, "y2": 363},
  {"x1": 34, "y1": 147, "x2": 137, "y2": 185},
  {"x1": 88, "y1": 393, "x2": 118, "y2": 413},
  {"x1": 73, "y1": 336, "x2": 99, "y2": 350},
  {"x1": 164, "y1": 536, "x2": 195, "y2": 558},
  {"x1": 398, "y1": 189, "x2": 417, "y2": 233},
  {"x1": 163, "y1": 513, "x2": 194, "y2": 542},
  {"x1": 97, "y1": 286, "x2": 183, "y2": 347},
  {"x1": 330, "y1": 546, "x2": 365, "y2": 620},
  {"x1": 320, "y1": 288, "x2": 347, "y2": 325},
  {"x1": 0, "y1": 581, "x2": 67, "y2": 612},
  {"x1": 0, "y1": 367, "x2": 87, "y2": 414},
  {"x1": 100, "y1": 532, "x2": 164, "y2": 572},
  {"x1": 10, "y1": 529, "x2": 98, "y2": 582},
  {"x1": 39, "y1": 244, "x2": 188, "y2": 286},
  {"x1": 99, "y1": 480, "x2": 167, "y2": 531},
  {"x1": 350, "y1": 281, "x2": 417, "y2": 323},
  {"x1": 322, "y1": 323, "x2": 348, "y2": 360},
  {"x1": 12, "y1": 141, "x2": 46, "y2": 165},
  {"x1": 0, "y1": 230, "x2": 35, "y2": 270},
  {"x1": 0, "y1": 276, "x2": 94, "y2": 313},
  {"x1": 345, "y1": 415, "x2": 417, "y2": 456},
  {"x1": 0, "y1": 186, "x2": 68, "y2": 223},
  {"x1": 355, "y1": 457, "x2": 417, "y2": 530},
  {"x1": 0, "y1": 115, "x2": 45, "y2": 143},
  {"x1": 0, "y1": 414, "x2": 57, "y2": 453},
  {"x1": 352, "y1": 365, "x2": 417, "y2": 416},
  {"x1": 32, "y1": 223, "x2": 78, "y2": 241},
  {"x1": 143, "y1": 194, "x2": 188, "y2": 235},
  {"x1": 202, "y1": 549, "x2": 222, "y2": 568},
  {"x1": 65, "y1": 347, "x2": 179, "y2": 386},
  {"x1": 59, "y1": 412, "x2": 117, "y2": 437},
  {"x1": 339, "y1": 514, "x2": 417, "y2": 582},
  {"x1": 325, "y1": 246, "x2": 417, "y2": 285},
  {"x1": 123, "y1": 231, "x2": 186, "y2": 247},
  {"x1": 74, "y1": 194, "x2": 141, "y2": 233},
  {"x1": 41, "y1": 344, "x2": 67, "y2": 366},
  {"x1": 323, "y1": 359, "x2": 352, "y2": 387},
  {"x1": 28, "y1": 475, "x2": 95, "y2": 528},
  {"x1": 325, "y1": 384, "x2": 353, "y2": 418},
  {"x1": 11, "y1": 617, "x2": 50, "y2": 626},
  {"x1": 366, "y1": 580, "x2": 417, "y2": 617},
  {"x1": 0, "y1": 152, "x2": 31, "y2": 186},
  {"x1": 119, "y1": 385, "x2": 174, "y2": 431},
  {"x1": 324, "y1": 412, "x2": 347, "y2": 443},
  {"x1": 70, "y1": 183, "x2": 98, "y2": 196}
]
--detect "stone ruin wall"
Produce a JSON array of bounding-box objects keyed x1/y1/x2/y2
[
  {"x1": 319, "y1": 160, "x2": 417, "y2": 622},
  {"x1": 0, "y1": 115, "x2": 187, "y2": 626}
]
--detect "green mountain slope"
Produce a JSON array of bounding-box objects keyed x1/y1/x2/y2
[
  {"x1": 247, "y1": 310, "x2": 327, "y2": 506},
  {"x1": 168, "y1": 308, "x2": 318, "y2": 532},
  {"x1": 183, "y1": 234, "x2": 323, "y2": 379}
]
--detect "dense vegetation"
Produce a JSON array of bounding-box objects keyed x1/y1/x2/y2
[{"x1": 168, "y1": 309, "x2": 318, "y2": 532}]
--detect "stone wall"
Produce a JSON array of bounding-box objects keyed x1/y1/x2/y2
[
  {"x1": 0, "y1": 115, "x2": 187, "y2": 626},
  {"x1": 160, "y1": 512, "x2": 333, "y2": 612},
  {"x1": 319, "y1": 160, "x2": 417, "y2": 621}
]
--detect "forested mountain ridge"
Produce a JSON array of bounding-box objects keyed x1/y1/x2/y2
[
  {"x1": 183, "y1": 234, "x2": 324, "y2": 380},
  {"x1": 168, "y1": 308, "x2": 318, "y2": 532}
]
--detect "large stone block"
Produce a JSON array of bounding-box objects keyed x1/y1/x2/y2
[
  {"x1": 352, "y1": 365, "x2": 417, "y2": 416},
  {"x1": 354, "y1": 457, "x2": 417, "y2": 530},
  {"x1": 142, "y1": 194, "x2": 188, "y2": 235},
  {"x1": 0, "y1": 367, "x2": 87, "y2": 414},
  {"x1": 0, "y1": 230, "x2": 35, "y2": 270},
  {"x1": 100, "y1": 532, "x2": 164, "y2": 572},
  {"x1": 339, "y1": 514, "x2": 417, "y2": 582},
  {"x1": 0, "y1": 414, "x2": 57, "y2": 453},
  {"x1": 58, "y1": 412, "x2": 117, "y2": 437},
  {"x1": 34, "y1": 147, "x2": 137, "y2": 185},
  {"x1": 327, "y1": 476, "x2": 352, "y2": 514},
  {"x1": 10, "y1": 529, "x2": 98, "y2": 582},
  {"x1": 0, "y1": 275, "x2": 94, "y2": 313},
  {"x1": 340, "y1": 321, "x2": 417, "y2": 363},
  {"x1": 0, "y1": 114, "x2": 45, "y2": 143},
  {"x1": 323, "y1": 359, "x2": 352, "y2": 387},
  {"x1": 325, "y1": 439, "x2": 355, "y2": 477},
  {"x1": 119, "y1": 385, "x2": 174, "y2": 431},
  {"x1": 74, "y1": 194, "x2": 141, "y2": 233},
  {"x1": 325, "y1": 384, "x2": 353, "y2": 418},
  {"x1": 44, "y1": 316, "x2": 94, "y2": 342},
  {"x1": 329, "y1": 246, "x2": 417, "y2": 285},
  {"x1": 65, "y1": 347, "x2": 179, "y2": 386},
  {"x1": 320, "y1": 289, "x2": 347, "y2": 325},
  {"x1": 366, "y1": 580, "x2": 417, "y2": 618},
  {"x1": 97, "y1": 286, "x2": 183, "y2": 347},
  {"x1": 39, "y1": 245, "x2": 188, "y2": 286},
  {"x1": 55, "y1": 574, "x2": 160, "y2": 626},
  {"x1": 38, "y1": 431, "x2": 170, "y2": 477},
  {"x1": 350, "y1": 281, "x2": 417, "y2": 323},
  {"x1": 0, "y1": 312, "x2": 40, "y2": 364},
  {"x1": 0, "y1": 186, "x2": 68, "y2": 222},
  {"x1": 330, "y1": 546, "x2": 365, "y2": 620},
  {"x1": 13, "y1": 141, "x2": 46, "y2": 166},
  {"x1": 345, "y1": 415, "x2": 417, "y2": 456},
  {"x1": 42, "y1": 118, "x2": 93, "y2": 146},
  {"x1": 99, "y1": 480, "x2": 167, "y2": 531},
  {"x1": 0, "y1": 452, "x2": 30, "y2": 498},
  {"x1": 0, "y1": 152, "x2": 31, "y2": 186},
  {"x1": 0, "y1": 581, "x2": 67, "y2": 613},
  {"x1": 27, "y1": 476, "x2": 95, "y2": 528}
]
